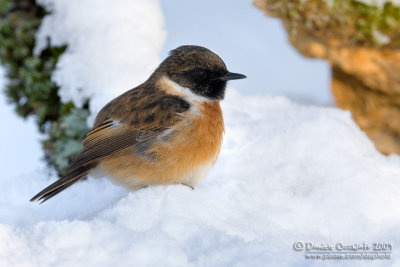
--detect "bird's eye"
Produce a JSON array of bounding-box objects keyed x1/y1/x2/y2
[{"x1": 195, "y1": 70, "x2": 206, "y2": 79}]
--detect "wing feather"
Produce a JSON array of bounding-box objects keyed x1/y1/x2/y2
[{"x1": 67, "y1": 123, "x2": 138, "y2": 173}]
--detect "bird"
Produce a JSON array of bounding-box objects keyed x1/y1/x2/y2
[{"x1": 30, "y1": 45, "x2": 246, "y2": 203}]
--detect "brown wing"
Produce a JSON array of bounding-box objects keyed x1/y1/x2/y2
[
  {"x1": 31, "y1": 83, "x2": 191, "y2": 203},
  {"x1": 67, "y1": 85, "x2": 191, "y2": 172},
  {"x1": 65, "y1": 120, "x2": 138, "y2": 173}
]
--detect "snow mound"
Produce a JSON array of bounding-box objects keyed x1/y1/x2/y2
[
  {"x1": 35, "y1": 0, "x2": 166, "y2": 123},
  {"x1": 1, "y1": 90, "x2": 400, "y2": 266}
]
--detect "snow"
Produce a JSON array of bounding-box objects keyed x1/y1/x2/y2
[
  {"x1": 356, "y1": 0, "x2": 400, "y2": 6},
  {"x1": 1, "y1": 90, "x2": 400, "y2": 266},
  {"x1": 35, "y1": 0, "x2": 166, "y2": 124}
]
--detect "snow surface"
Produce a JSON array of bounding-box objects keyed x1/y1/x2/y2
[
  {"x1": 1, "y1": 90, "x2": 400, "y2": 266},
  {"x1": 35, "y1": 0, "x2": 166, "y2": 124}
]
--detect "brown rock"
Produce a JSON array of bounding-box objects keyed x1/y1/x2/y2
[{"x1": 254, "y1": 0, "x2": 400, "y2": 154}]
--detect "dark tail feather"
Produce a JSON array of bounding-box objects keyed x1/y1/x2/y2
[{"x1": 30, "y1": 164, "x2": 94, "y2": 204}]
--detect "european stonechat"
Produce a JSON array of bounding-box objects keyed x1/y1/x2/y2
[{"x1": 31, "y1": 45, "x2": 246, "y2": 203}]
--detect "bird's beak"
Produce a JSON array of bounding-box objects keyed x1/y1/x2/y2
[{"x1": 219, "y1": 72, "x2": 247, "y2": 81}]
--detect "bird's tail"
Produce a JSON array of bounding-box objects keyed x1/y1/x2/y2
[{"x1": 30, "y1": 164, "x2": 94, "y2": 203}]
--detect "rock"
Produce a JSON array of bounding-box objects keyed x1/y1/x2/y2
[{"x1": 254, "y1": 0, "x2": 400, "y2": 154}]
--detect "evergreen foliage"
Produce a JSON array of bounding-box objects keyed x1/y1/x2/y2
[{"x1": 0, "y1": 0, "x2": 90, "y2": 175}]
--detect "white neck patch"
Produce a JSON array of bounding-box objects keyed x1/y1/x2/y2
[{"x1": 161, "y1": 76, "x2": 215, "y2": 104}]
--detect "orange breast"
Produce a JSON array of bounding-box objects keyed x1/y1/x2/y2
[{"x1": 99, "y1": 101, "x2": 224, "y2": 189}]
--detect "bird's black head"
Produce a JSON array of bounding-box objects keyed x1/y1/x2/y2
[{"x1": 157, "y1": 45, "x2": 246, "y2": 100}]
